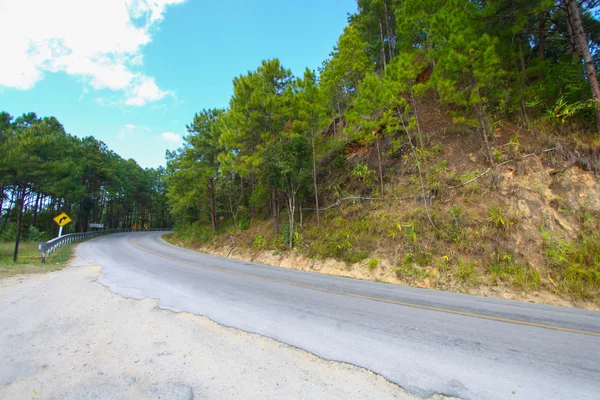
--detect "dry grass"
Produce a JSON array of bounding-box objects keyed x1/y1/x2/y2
[{"x1": 0, "y1": 241, "x2": 75, "y2": 278}]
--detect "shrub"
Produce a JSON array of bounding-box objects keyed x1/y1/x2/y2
[
  {"x1": 455, "y1": 261, "x2": 478, "y2": 285},
  {"x1": 488, "y1": 250, "x2": 541, "y2": 290},
  {"x1": 332, "y1": 153, "x2": 347, "y2": 170},
  {"x1": 368, "y1": 258, "x2": 379, "y2": 271},
  {"x1": 351, "y1": 163, "x2": 376, "y2": 185},
  {"x1": 488, "y1": 206, "x2": 504, "y2": 227},
  {"x1": 541, "y1": 226, "x2": 600, "y2": 299},
  {"x1": 27, "y1": 226, "x2": 42, "y2": 242},
  {"x1": 0, "y1": 224, "x2": 17, "y2": 242},
  {"x1": 252, "y1": 234, "x2": 267, "y2": 249}
]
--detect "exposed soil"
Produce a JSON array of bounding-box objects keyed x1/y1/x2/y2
[{"x1": 166, "y1": 236, "x2": 599, "y2": 311}]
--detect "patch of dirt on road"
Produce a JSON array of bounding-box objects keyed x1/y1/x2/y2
[{"x1": 0, "y1": 265, "x2": 442, "y2": 400}]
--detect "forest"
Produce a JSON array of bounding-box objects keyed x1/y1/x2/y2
[
  {"x1": 0, "y1": 112, "x2": 170, "y2": 261},
  {"x1": 166, "y1": 0, "x2": 600, "y2": 303}
]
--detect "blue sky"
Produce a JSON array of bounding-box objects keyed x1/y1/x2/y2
[{"x1": 0, "y1": 0, "x2": 356, "y2": 168}]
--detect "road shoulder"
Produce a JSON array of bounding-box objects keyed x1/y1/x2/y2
[{"x1": 0, "y1": 263, "x2": 430, "y2": 400}]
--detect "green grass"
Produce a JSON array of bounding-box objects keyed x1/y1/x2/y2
[
  {"x1": 0, "y1": 241, "x2": 75, "y2": 278},
  {"x1": 455, "y1": 260, "x2": 478, "y2": 285},
  {"x1": 541, "y1": 227, "x2": 600, "y2": 300},
  {"x1": 488, "y1": 252, "x2": 541, "y2": 290}
]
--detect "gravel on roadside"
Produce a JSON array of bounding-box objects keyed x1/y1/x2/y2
[{"x1": 0, "y1": 265, "x2": 433, "y2": 400}]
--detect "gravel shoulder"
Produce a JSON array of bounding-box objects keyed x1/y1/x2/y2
[{"x1": 0, "y1": 262, "x2": 424, "y2": 400}]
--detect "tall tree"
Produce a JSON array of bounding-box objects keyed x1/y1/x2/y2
[
  {"x1": 185, "y1": 109, "x2": 225, "y2": 233},
  {"x1": 565, "y1": 0, "x2": 600, "y2": 132},
  {"x1": 292, "y1": 69, "x2": 329, "y2": 226},
  {"x1": 220, "y1": 59, "x2": 293, "y2": 233},
  {"x1": 349, "y1": 71, "x2": 401, "y2": 197},
  {"x1": 321, "y1": 24, "x2": 373, "y2": 139}
]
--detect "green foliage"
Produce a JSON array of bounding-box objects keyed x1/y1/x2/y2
[
  {"x1": 331, "y1": 153, "x2": 348, "y2": 170},
  {"x1": 0, "y1": 111, "x2": 171, "y2": 260},
  {"x1": 546, "y1": 97, "x2": 594, "y2": 125},
  {"x1": 488, "y1": 250, "x2": 541, "y2": 289},
  {"x1": 159, "y1": 0, "x2": 600, "y2": 305},
  {"x1": 0, "y1": 224, "x2": 16, "y2": 242},
  {"x1": 487, "y1": 205, "x2": 512, "y2": 231},
  {"x1": 321, "y1": 24, "x2": 373, "y2": 118},
  {"x1": 541, "y1": 222, "x2": 600, "y2": 299},
  {"x1": 455, "y1": 260, "x2": 478, "y2": 285},
  {"x1": 368, "y1": 258, "x2": 379, "y2": 271},
  {"x1": 395, "y1": 253, "x2": 428, "y2": 280},
  {"x1": 252, "y1": 234, "x2": 267, "y2": 249},
  {"x1": 26, "y1": 226, "x2": 42, "y2": 242},
  {"x1": 351, "y1": 163, "x2": 376, "y2": 185}
]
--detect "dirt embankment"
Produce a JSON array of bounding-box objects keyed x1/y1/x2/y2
[{"x1": 167, "y1": 236, "x2": 598, "y2": 311}]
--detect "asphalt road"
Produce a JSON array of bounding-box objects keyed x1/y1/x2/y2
[{"x1": 74, "y1": 232, "x2": 600, "y2": 400}]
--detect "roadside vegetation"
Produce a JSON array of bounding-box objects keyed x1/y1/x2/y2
[
  {"x1": 0, "y1": 241, "x2": 75, "y2": 278},
  {"x1": 0, "y1": 113, "x2": 171, "y2": 261},
  {"x1": 165, "y1": 1, "x2": 600, "y2": 307}
]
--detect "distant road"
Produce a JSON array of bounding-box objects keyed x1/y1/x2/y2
[{"x1": 75, "y1": 232, "x2": 600, "y2": 400}]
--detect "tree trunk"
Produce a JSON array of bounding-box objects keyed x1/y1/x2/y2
[
  {"x1": 473, "y1": 83, "x2": 496, "y2": 168},
  {"x1": 565, "y1": 0, "x2": 600, "y2": 133},
  {"x1": 410, "y1": 87, "x2": 424, "y2": 148},
  {"x1": 399, "y1": 112, "x2": 438, "y2": 233},
  {"x1": 250, "y1": 177, "x2": 256, "y2": 219},
  {"x1": 13, "y1": 187, "x2": 26, "y2": 262},
  {"x1": 379, "y1": 16, "x2": 387, "y2": 71},
  {"x1": 538, "y1": 17, "x2": 546, "y2": 62},
  {"x1": 477, "y1": 104, "x2": 496, "y2": 168},
  {"x1": 565, "y1": 3, "x2": 578, "y2": 55},
  {"x1": 311, "y1": 131, "x2": 320, "y2": 226},
  {"x1": 375, "y1": 136, "x2": 384, "y2": 197},
  {"x1": 31, "y1": 192, "x2": 41, "y2": 226},
  {"x1": 209, "y1": 178, "x2": 217, "y2": 234},
  {"x1": 287, "y1": 191, "x2": 295, "y2": 250},
  {"x1": 0, "y1": 185, "x2": 4, "y2": 218},
  {"x1": 299, "y1": 198, "x2": 303, "y2": 228},
  {"x1": 228, "y1": 194, "x2": 239, "y2": 229},
  {"x1": 383, "y1": 0, "x2": 395, "y2": 60},
  {"x1": 518, "y1": 39, "x2": 527, "y2": 82},
  {"x1": 272, "y1": 187, "x2": 279, "y2": 234},
  {"x1": 337, "y1": 101, "x2": 345, "y2": 141},
  {"x1": 516, "y1": 39, "x2": 531, "y2": 128},
  {"x1": 2, "y1": 191, "x2": 14, "y2": 231}
]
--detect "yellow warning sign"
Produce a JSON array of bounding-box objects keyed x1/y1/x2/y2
[{"x1": 53, "y1": 212, "x2": 72, "y2": 227}]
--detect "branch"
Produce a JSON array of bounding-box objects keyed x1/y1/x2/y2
[
  {"x1": 447, "y1": 147, "x2": 556, "y2": 188},
  {"x1": 304, "y1": 147, "x2": 557, "y2": 212}
]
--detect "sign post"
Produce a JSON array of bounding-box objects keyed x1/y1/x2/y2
[{"x1": 53, "y1": 212, "x2": 72, "y2": 238}]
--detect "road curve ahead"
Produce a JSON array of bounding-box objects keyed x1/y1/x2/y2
[{"x1": 74, "y1": 232, "x2": 600, "y2": 400}]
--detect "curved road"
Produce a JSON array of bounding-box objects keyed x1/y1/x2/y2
[{"x1": 74, "y1": 232, "x2": 600, "y2": 400}]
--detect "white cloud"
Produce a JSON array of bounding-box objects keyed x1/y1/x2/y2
[
  {"x1": 160, "y1": 131, "x2": 183, "y2": 147},
  {"x1": 0, "y1": 0, "x2": 184, "y2": 106},
  {"x1": 119, "y1": 123, "x2": 150, "y2": 139},
  {"x1": 125, "y1": 76, "x2": 170, "y2": 106}
]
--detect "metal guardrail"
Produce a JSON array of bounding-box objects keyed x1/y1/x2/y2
[{"x1": 38, "y1": 228, "x2": 171, "y2": 263}]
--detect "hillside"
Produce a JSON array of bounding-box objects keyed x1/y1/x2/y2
[
  {"x1": 165, "y1": 1, "x2": 600, "y2": 308},
  {"x1": 167, "y1": 92, "x2": 600, "y2": 309}
]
